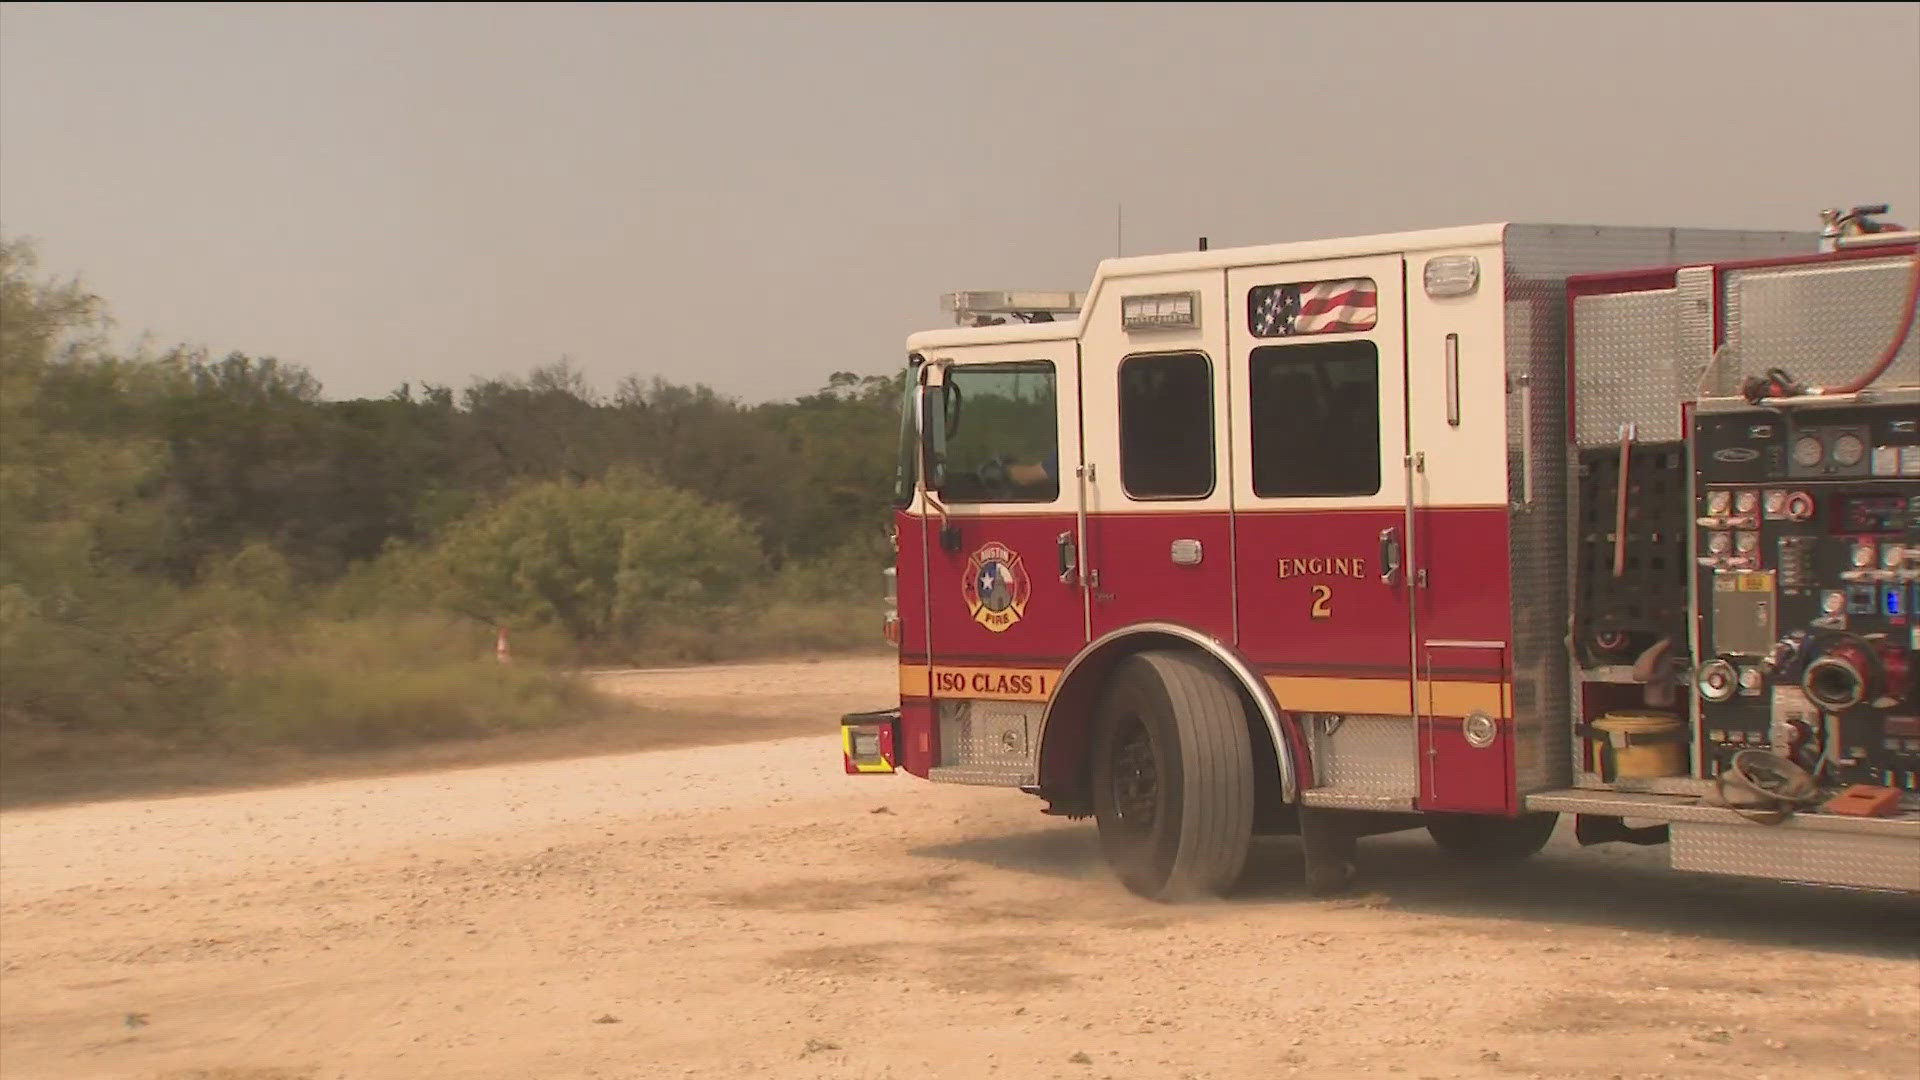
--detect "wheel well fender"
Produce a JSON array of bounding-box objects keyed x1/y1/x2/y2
[{"x1": 1034, "y1": 623, "x2": 1309, "y2": 812}]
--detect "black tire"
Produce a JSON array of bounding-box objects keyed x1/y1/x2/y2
[
  {"x1": 1425, "y1": 812, "x2": 1559, "y2": 864},
  {"x1": 1089, "y1": 650, "x2": 1254, "y2": 901}
]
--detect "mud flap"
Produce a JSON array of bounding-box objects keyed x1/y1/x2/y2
[{"x1": 1299, "y1": 806, "x2": 1359, "y2": 896}]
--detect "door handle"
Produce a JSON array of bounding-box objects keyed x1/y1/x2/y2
[
  {"x1": 1056, "y1": 531, "x2": 1078, "y2": 585},
  {"x1": 1379, "y1": 527, "x2": 1402, "y2": 586}
]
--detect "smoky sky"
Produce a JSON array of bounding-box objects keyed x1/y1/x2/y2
[{"x1": 2, "y1": 2, "x2": 1916, "y2": 403}]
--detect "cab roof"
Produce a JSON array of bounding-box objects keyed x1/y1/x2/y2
[{"x1": 907, "y1": 222, "x2": 1512, "y2": 351}]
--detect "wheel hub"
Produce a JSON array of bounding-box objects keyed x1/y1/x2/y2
[{"x1": 1109, "y1": 715, "x2": 1159, "y2": 835}]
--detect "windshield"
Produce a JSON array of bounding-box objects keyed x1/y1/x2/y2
[{"x1": 890, "y1": 357, "x2": 920, "y2": 508}]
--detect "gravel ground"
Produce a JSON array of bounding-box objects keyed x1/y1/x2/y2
[{"x1": 1, "y1": 658, "x2": 1915, "y2": 1080}]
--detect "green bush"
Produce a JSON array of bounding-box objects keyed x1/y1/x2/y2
[{"x1": 430, "y1": 468, "x2": 765, "y2": 644}]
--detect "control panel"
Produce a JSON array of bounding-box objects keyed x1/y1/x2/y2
[{"x1": 1691, "y1": 401, "x2": 1920, "y2": 791}]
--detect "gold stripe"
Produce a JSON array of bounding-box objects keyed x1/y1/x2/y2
[
  {"x1": 1265, "y1": 676, "x2": 1506, "y2": 717},
  {"x1": 929, "y1": 665, "x2": 1061, "y2": 701},
  {"x1": 903, "y1": 664, "x2": 1502, "y2": 716},
  {"x1": 1265, "y1": 676, "x2": 1411, "y2": 715},
  {"x1": 1423, "y1": 678, "x2": 1506, "y2": 718},
  {"x1": 899, "y1": 663, "x2": 1064, "y2": 701}
]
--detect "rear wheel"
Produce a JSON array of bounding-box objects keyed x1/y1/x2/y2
[
  {"x1": 1426, "y1": 812, "x2": 1559, "y2": 863},
  {"x1": 1090, "y1": 651, "x2": 1254, "y2": 900}
]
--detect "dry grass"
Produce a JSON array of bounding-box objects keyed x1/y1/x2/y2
[
  {"x1": 0, "y1": 599, "x2": 890, "y2": 809},
  {"x1": 0, "y1": 698, "x2": 829, "y2": 810}
]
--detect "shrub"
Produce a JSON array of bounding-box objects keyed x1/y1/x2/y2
[{"x1": 429, "y1": 469, "x2": 764, "y2": 644}]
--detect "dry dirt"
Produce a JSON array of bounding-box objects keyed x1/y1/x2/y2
[{"x1": 2, "y1": 656, "x2": 1916, "y2": 1080}]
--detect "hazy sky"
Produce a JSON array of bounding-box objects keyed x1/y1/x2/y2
[{"x1": 3, "y1": 3, "x2": 1916, "y2": 403}]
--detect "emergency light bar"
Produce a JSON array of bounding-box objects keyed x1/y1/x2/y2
[{"x1": 941, "y1": 290, "x2": 1083, "y2": 325}]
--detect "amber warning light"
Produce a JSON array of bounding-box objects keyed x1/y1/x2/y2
[{"x1": 841, "y1": 712, "x2": 898, "y2": 774}]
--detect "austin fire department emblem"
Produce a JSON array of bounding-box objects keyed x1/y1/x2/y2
[{"x1": 962, "y1": 542, "x2": 1031, "y2": 633}]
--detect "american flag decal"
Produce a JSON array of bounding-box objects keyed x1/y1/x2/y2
[{"x1": 1248, "y1": 278, "x2": 1378, "y2": 337}]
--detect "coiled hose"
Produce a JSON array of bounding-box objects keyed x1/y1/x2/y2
[{"x1": 1709, "y1": 749, "x2": 1826, "y2": 825}]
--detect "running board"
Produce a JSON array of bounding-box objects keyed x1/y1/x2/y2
[{"x1": 1525, "y1": 788, "x2": 1920, "y2": 893}]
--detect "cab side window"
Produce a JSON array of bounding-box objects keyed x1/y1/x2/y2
[
  {"x1": 1119, "y1": 352, "x2": 1213, "y2": 499},
  {"x1": 938, "y1": 361, "x2": 1059, "y2": 503},
  {"x1": 1249, "y1": 341, "x2": 1381, "y2": 497}
]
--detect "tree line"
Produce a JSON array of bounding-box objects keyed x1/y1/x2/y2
[{"x1": 0, "y1": 238, "x2": 902, "y2": 758}]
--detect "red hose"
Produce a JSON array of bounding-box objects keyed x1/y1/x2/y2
[{"x1": 1818, "y1": 252, "x2": 1920, "y2": 395}]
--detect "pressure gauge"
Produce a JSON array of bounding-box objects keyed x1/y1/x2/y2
[
  {"x1": 1822, "y1": 590, "x2": 1846, "y2": 614},
  {"x1": 1764, "y1": 490, "x2": 1785, "y2": 517},
  {"x1": 1853, "y1": 542, "x2": 1876, "y2": 567},
  {"x1": 1736, "y1": 531, "x2": 1760, "y2": 553},
  {"x1": 1793, "y1": 434, "x2": 1825, "y2": 469},
  {"x1": 1886, "y1": 544, "x2": 1907, "y2": 569},
  {"x1": 1707, "y1": 491, "x2": 1730, "y2": 515},
  {"x1": 1735, "y1": 491, "x2": 1759, "y2": 515},
  {"x1": 1709, "y1": 532, "x2": 1732, "y2": 554},
  {"x1": 1832, "y1": 432, "x2": 1866, "y2": 467}
]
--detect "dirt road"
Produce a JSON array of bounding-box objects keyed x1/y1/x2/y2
[{"x1": 2, "y1": 657, "x2": 1916, "y2": 1080}]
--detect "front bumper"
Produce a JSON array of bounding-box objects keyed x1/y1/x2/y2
[{"x1": 841, "y1": 709, "x2": 900, "y2": 774}]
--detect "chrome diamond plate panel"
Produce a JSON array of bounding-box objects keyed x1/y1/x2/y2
[
  {"x1": 928, "y1": 765, "x2": 1029, "y2": 787},
  {"x1": 1505, "y1": 251, "x2": 1572, "y2": 797},
  {"x1": 1671, "y1": 821, "x2": 1920, "y2": 892},
  {"x1": 1724, "y1": 256, "x2": 1920, "y2": 391},
  {"x1": 1299, "y1": 790, "x2": 1417, "y2": 811},
  {"x1": 1504, "y1": 227, "x2": 1809, "y2": 796},
  {"x1": 1527, "y1": 787, "x2": 1920, "y2": 826},
  {"x1": 937, "y1": 700, "x2": 1040, "y2": 774},
  {"x1": 1571, "y1": 289, "x2": 1684, "y2": 446},
  {"x1": 1571, "y1": 771, "x2": 1715, "y2": 796},
  {"x1": 1677, "y1": 265, "x2": 1727, "y2": 398},
  {"x1": 1307, "y1": 714, "x2": 1418, "y2": 798}
]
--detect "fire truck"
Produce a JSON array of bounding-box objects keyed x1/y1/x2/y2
[{"x1": 840, "y1": 205, "x2": 1920, "y2": 901}]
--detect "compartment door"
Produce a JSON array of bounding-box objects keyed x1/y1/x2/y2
[{"x1": 1227, "y1": 256, "x2": 1415, "y2": 734}]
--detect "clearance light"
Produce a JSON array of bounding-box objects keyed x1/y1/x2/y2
[
  {"x1": 1423, "y1": 255, "x2": 1480, "y2": 298},
  {"x1": 1122, "y1": 292, "x2": 1198, "y2": 331}
]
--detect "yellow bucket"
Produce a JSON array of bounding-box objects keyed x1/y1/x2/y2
[{"x1": 1588, "y1": 711, "x2": 1687, "y2": 779}]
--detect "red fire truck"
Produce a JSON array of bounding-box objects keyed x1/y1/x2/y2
[{"x1": 840, "y1": 205, "x2": 1920, "y2": 900}]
